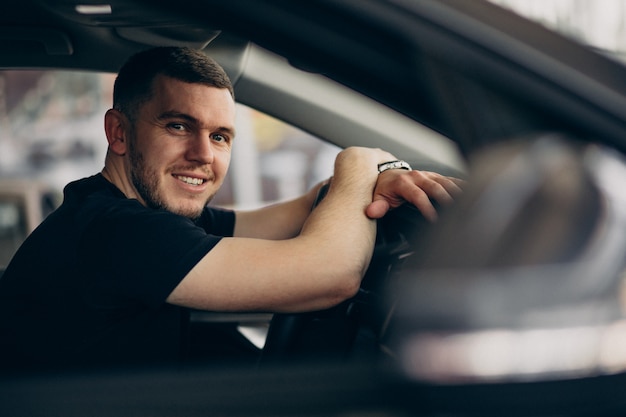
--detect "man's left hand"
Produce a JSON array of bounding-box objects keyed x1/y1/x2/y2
[{"x1": 365, "y1": 169, "x2": 464, "y2": 221}]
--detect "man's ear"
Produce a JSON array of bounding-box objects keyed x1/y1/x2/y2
[{"x1": 104, "y1": 108, "x2": 129, "y2": 156}]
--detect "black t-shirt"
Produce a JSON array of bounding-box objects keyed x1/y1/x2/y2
[{"x1": 0, "y1": 174, "x2": 235, "y2": 372}]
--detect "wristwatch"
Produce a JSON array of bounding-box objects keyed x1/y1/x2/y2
[{"x1": 377, "y1": 160, "x2": 412, "y2": 174}]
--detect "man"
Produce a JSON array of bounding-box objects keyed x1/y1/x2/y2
[{"x1": 0, "y1": 47, "x2": 460, "y2": 371}]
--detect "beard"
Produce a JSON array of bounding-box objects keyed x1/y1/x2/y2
[{"x1": 127, "y1": 137, "x2": 214, "y2": 220}]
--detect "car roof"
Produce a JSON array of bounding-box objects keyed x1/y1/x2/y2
[{"x1": 1, "y1": 0, "x2": 626, "y2": 159}]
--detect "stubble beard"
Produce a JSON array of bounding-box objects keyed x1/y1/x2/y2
[{"x1": 128, "y1": 138, "x2": 214, "y2": 220}]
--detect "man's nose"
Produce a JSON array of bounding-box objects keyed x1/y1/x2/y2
[{"x1": 186, "y1": 134, "x2": 214, "y2": 164}]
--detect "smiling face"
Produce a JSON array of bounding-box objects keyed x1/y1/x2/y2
[{"x1": 124, "y1": 75, "x2": 236, "y2": 219}]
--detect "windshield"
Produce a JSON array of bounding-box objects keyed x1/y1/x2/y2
[{"x1": 489, "y1": 0, "x2": 626, "y2": 61}]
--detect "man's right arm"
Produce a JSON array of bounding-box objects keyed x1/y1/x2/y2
[{"x1": 166, "y1": 147, "x2": 392, "y2": 313}]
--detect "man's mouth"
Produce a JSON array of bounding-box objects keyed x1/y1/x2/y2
[{"x1": 175, "y1": 175, "x2": 205, "y2": 186}]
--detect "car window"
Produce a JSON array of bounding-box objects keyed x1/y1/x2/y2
[
  {"x1": 0, "y1": 198, "x2": 27, "y2": 267},
  {"x1": 212, "y1": 105, "x2": 340, "y2": 210},
  {"x1": 489, "y1": 0, "x2": 626, "y2": 61},
  {"x1": 0, "y1": 69, "x2": 340, "y2": 264}
]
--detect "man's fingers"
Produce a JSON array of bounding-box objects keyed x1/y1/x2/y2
[
  {"x1": 436, "y1": 174, "x2": 465, "y2": 197},
  {"x1": 365, "y1": 198, "x2": 390, "y2": 219},
  {"x1": 371, "y1": 169, "x2": 464, "y2": 221},
  {"x1": 403, "y1": 188, "x2": 438, "y2": 222}
]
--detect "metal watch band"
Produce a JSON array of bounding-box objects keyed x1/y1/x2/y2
[{"x1": 377, "y1": 160, "x2": 412, "y2": 174}]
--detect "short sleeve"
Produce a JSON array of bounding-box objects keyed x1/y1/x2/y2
[
  {"x1": 78, "y1": 201, "x2": 224, "y2": 308},
  {"x1": 195, "y1": 206, "x2": 235, "y2": 237}
]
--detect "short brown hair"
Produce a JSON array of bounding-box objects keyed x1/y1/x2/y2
[{"x1": 113, "y1": 46, "x2": 234, "y2": 121}]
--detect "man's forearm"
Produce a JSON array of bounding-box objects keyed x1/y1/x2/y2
[{"x1": 233, "y1": 178, "x2": 328, "y2": 240}]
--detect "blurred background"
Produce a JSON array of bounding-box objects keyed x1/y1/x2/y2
[{"x1": 491, "y1": 0, "x2": 626, "y2": 60}]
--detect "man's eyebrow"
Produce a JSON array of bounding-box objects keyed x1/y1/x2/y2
[
  {"x1": 215, "y1": 125, "x2": 237, "y2": 138},
  {"x1": 157, "y1": 111, "x2": 197, "y2": 123}
]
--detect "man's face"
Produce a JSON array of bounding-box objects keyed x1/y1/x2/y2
[{"x1": 126, "y1": 75, "x2": 236, "y2": 219}]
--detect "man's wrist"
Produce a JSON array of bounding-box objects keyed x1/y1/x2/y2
[{"x1": 377, "y1": 160, "x2": 412, "y2": 174}]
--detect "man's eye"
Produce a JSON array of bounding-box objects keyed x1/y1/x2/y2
[
  {"x1": 168, "y1": 123, "x2": 186, "y2": 132},
  {"x1": 212, "y1": 133, "x2": 228, "y2": 143}
]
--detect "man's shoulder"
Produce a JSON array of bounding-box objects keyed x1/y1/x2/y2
[
  {"x1": 63, "y1": 174, "x2": 123, "y2": 203},
  {"x1": 63, "y1": 174, "x2": 144, "y2": 217}
]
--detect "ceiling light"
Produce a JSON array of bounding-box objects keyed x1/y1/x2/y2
[{"x1": 75, "y1": 4, "x2": 112, "y2": 15}]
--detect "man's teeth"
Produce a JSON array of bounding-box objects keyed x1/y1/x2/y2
[{"x1": 177, "y1": 175, "x2": 204, "y2": 185}]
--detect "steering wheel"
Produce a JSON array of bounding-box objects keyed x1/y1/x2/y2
[{"x1": 259, "y1": 183, "x2": 431, "y2": 364}]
